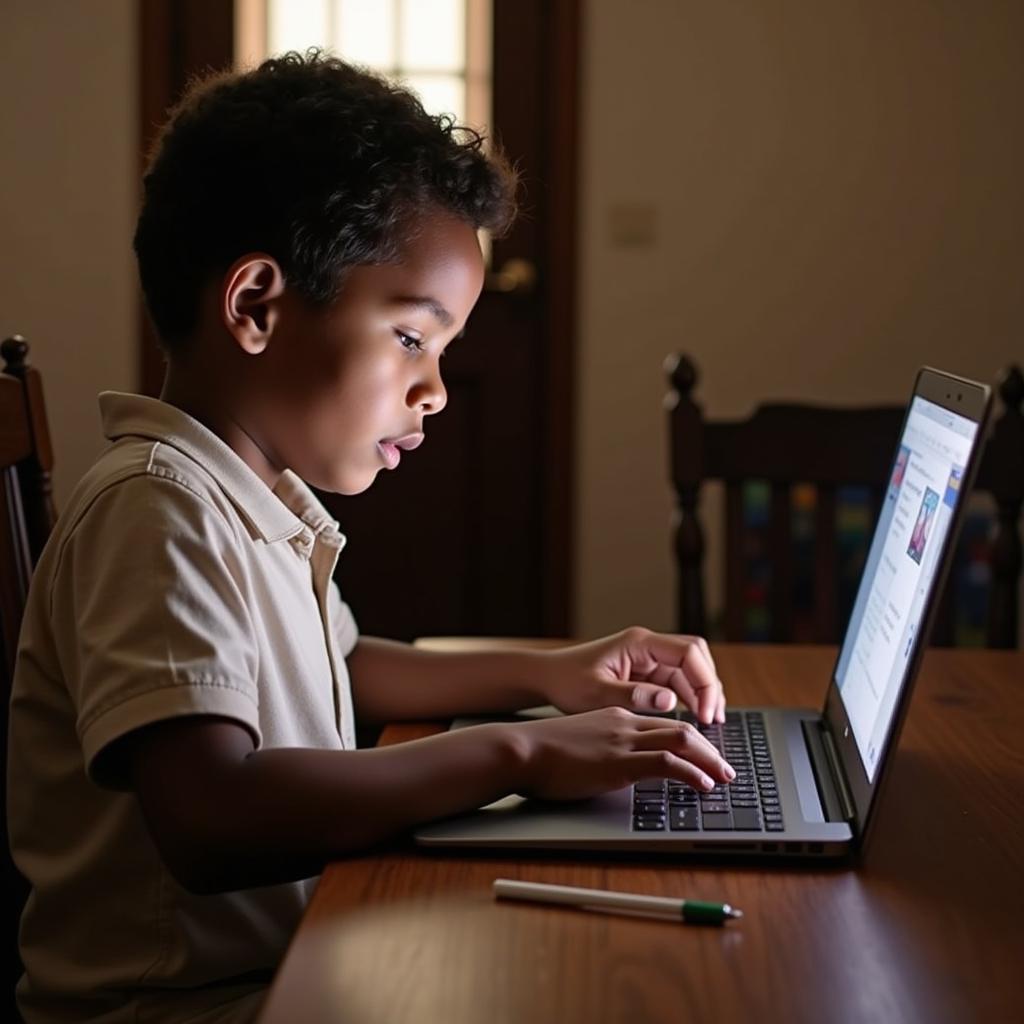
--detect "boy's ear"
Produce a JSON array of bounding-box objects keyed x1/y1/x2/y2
[{"x1": 221, "y1": 254, "x2": 287, "y2": 354}]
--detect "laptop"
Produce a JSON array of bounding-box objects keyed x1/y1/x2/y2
[{"x1": 415, "y1": 367, "x2": 993, "y2": 859}]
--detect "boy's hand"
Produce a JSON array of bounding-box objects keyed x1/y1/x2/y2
[
  {"x1": 538, "y1": 627, "x2": 726, "y2": 725},
  {"x1": 508, "y1": 706, "x2": 735, "y2": 801}
]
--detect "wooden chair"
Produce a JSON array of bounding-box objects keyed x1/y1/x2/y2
[
  {"x1": 666, "y1": 353, "x2": 1023, "y2": 647},
  {"x1": 1, "y1": 335, "x2": 56, "y2": 1018},
  {"x1": 1, "y1": 336, "x2": 56, "y2": 676}
]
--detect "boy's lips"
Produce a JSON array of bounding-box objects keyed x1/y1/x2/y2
[
  {"x1": 377, "y1": 432, "x2": 424, "y2": 470},
  {"x1": 385, "y1": 433, "x2": 425, "y2": 451}
]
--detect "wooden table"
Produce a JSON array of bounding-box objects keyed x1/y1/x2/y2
[{"x1": 259, "y1": 644, "x2": 1024, "y2": 1024}]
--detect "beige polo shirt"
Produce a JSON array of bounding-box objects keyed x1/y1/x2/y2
[{"x1": 8, "y1": 392, "x2": 360, "y2": 1023}]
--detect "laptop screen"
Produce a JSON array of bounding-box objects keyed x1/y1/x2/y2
[{"x1": 833, "y1": 395, "x2": 979, "y2": 783}]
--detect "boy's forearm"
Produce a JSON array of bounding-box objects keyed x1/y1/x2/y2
[
  {"x1": 177, "y1": 723, "x2": 526, "y2": 893},
  {"x1": 347, "y1": 636, "x2": 551, "y2": 723}
]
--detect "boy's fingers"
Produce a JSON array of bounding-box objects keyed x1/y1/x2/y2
[
  {"x1": 627, "y1": 751, "x2": 723, "y2": 791},
  {"x1": 633, "y1": 634, "x2": 724, "y2": 725},
  {"x1": 637, "y1": 665, "x2": 698, "y2": 715},
  {"x1": 597, "y1": 680, "x2": 686, "y2": 714},
  {"x1": 694, "y1": 635, "x2": 718, "y2": 676},
  {"x1": 630, "y1": 724, "x2": 735, "y2": 780},
  {"x1": 682, "y1": 644, "x2": 723, "y2": 724},
  {"x1": 628, "y1": 681, "x2": 681, "y2": 713}
]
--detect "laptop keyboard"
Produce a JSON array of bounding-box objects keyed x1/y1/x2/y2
[{"x1": 631, "y1": 711, "x2": 784, "y2": 832}]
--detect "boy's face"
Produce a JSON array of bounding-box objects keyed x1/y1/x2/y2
[{"x1": 247, "y1": 210, "x2": 485, "y2": 494}]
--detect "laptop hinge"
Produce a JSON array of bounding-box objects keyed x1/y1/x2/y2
[
  {"x1": 802, "y1": 720, "x2": 856, "y2": 823},
  {"x1": 820, "y1": 726, "x2": 856, "y2": 822}
]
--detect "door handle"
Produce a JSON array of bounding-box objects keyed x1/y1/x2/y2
[{"x1": 484, "y1": 257, "x2": 537, "y2": 294}]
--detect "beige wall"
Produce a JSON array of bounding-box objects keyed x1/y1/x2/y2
[
  {"x1": 0, "y1": 0, "x2": 137, "y2": 505},
  {"x1": 575, "y1": 0, "x2": 1023, "y2": 638},
  {"x1": 0, "y1": 2, "x2": 1019, "y2": 638}
]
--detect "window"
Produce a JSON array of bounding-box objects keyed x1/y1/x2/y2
[{"x1": 236, "y1": 0, "x2": 491, "y2": 129}]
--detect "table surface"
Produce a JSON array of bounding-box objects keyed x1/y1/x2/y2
[{"x1": 258, "y1": 643, "x2": 1024, "y2": 1024}]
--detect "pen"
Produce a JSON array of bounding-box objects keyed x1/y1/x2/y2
[{"x1": 493, "y1": 878, "x2": 743, "y2": 925}]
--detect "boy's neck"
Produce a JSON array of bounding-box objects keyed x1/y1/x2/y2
[{"x1": 160, "y1": 362, "x2": 284, "y2": 492}]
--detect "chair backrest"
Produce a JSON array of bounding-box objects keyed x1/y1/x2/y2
[
  {"x1": 666, "y1": 353, "x2": 1023, "y2": 647},
  {"x1": 1, "y1": 335, "x2": 56, "y2": 1017},
  {"x1": 1, "y1": 336, "x2": 56, "y2": 683}
]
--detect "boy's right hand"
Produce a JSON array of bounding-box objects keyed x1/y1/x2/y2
[{"x1": 504, "y1": 706, "x2": 736, "y2": 802}]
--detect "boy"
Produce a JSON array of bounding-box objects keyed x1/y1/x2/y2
[{"x1": 8, "y1": 52, "x2": 733, "y2": 1023}]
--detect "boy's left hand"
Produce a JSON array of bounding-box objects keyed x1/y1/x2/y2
[{"x1": 539, "y1": 627, "x2": 726, "y2": 725}]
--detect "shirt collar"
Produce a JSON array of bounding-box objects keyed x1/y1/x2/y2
[{"x1": 99, "y1": 391, "x2": 345, "y2": 548}]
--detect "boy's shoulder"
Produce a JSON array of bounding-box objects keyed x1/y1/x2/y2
[
  {"x1": 59, "y1": 431, "x2": 241, "y2": 545},
  {"x1": 52, "y1": 391, "x2": 307, "y2": 559},
  {"x1": 22, "y1": 427, "x2": 259, "y2": 666}
]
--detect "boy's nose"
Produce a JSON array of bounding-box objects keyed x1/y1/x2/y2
[{"x1": 410, "y1": 364, "x2": 447, "y2": 415}]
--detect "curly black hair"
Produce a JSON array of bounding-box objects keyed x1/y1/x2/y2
[{"x1": 134, "y1": 50, "x2": 518, "y2": 348}]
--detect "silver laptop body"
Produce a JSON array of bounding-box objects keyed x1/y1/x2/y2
[{"x1": 415, "y1": 367, "x2": 992, "y2": 859}]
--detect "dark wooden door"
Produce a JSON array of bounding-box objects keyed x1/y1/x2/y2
[{"x1": 139, "y1": 0, "x2": 578, "y2": 641}]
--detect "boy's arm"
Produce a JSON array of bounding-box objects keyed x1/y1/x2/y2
[
  {"x1": 123, "y1": 704, "x2": 734, "y2": 895},
  {"x1": 123, "y1": 714, "x2": 524, "y2": 893},
  {"x1": 348, "y1": 629, "x2": 727, "y2": 725},
  {"x1": 346, "y1": 636, "x2": 552, "y2": 723}
]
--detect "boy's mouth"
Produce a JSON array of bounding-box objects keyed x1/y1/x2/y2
[{"x1": 378, "y1": 432, "x2": 424, "y2": 470}]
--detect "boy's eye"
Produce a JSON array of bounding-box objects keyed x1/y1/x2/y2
[{"x1": 396, "y1": 330, "x2": 423, "y2": 352}]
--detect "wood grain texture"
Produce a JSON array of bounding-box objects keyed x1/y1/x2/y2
[{"x1": 259, "y1": 644, "x2": 1024, "y2": 1024}]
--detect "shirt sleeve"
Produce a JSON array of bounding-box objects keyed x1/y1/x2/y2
[{"x1": 49, "y1": 472, "x2": 263, "y2": 789}]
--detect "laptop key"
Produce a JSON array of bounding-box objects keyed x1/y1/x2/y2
[
  {"x1": 636, "y1": 800, "x2": 666, "y2": 814},
  {"x1": 731, "y1": 808, "x2": 762, "y2": 830},
  {"x1": 634, "y1": 779, "x2": 666, "y2": 793},
  {"x1": 634, "y1": 819, "x2": 667, "y2": 831},
  {"x1": 700, "y1": 811, "x2": 734, "y2": 830},
  {"x1": 634, "y1": 813, "x2": 666, "y2": 827},
  {"x1": 670, "y1": 807, "x2": 700, "y2": 830}
]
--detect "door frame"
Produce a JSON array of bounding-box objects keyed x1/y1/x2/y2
[{"x1": 137, "y1": 0, "x2": 579, "y2": 635}]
